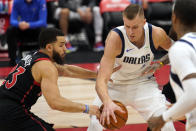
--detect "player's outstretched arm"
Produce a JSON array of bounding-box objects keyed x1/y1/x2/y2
[
  {"x1": 55, "y1": 63, "x2": 97, "y2": 79},
  {"x1": 32, "y1": 60, "x2": 100, "y2": 117},
  {"x1": 55, "y1": 63, "x2": 121, "y2": 79}
]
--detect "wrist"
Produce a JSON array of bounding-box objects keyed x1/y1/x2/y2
[
  {"x1": 83, "y1": 104, "x2": 89, "y2": 114},
  {"x1": 103, "y1": 98, "x2": 112, "y2": 105},
  {"x1": 154, "y1": 61, "x2": 164, "y2": 67},
  {"x1": 159, "y1": 61, "x2": 164, "y2": 67}
]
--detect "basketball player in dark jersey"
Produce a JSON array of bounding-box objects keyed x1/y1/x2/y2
[{"x1": 0, "y1": 28, "x2": 100, "y2": 131}]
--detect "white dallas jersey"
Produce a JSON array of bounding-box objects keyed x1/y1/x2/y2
[
  {"x1": 110, "y1": 23, "x2": 159, "y2": 85},
  {"x1": 169, "y1": 32, "x2": 196, "y2": 101}
]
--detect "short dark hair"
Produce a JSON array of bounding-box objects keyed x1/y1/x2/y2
[
  {"x1": 174, "y1": 0, "x2": 196, "y2": 27},
  {"x1": 38, "y1": 28, "x2": 64, "y2": 48},
  {"x1": 122, "y1": 4, "x2": 144, "y2": 20}
]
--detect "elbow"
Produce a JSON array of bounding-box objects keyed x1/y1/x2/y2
[
  {"x1": 47, "y1": 97, "x2": 61, "y2": 110},
  {"x1": 48, "y1": 102, "x2": 58, "y2": 110},
  {"x1": 42, "y1": 22, "x2": 47, "y2": 27},
  {"x1": 39, "y1": 22, "x2": 47, "y2": 28}
]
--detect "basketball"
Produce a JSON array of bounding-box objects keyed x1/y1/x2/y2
[{"x1": 99, "y1": 100, "x2": 128, "y2": 130}]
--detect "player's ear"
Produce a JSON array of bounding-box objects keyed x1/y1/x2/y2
[{"x1": 46, "y1": 44, "x2": 53, "y2": 52}]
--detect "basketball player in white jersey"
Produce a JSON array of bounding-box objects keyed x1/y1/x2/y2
[
  {"x1": 87, "y1": 4, "x2": 175, "y2": 131},
  {"x1": 148, "y1": 0, "x2": 196, "y2": 130}
]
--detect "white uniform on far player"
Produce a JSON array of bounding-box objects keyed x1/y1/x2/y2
[
  {"x1": 163, "y1": 32, "x2": 196, "y2": 131},
  {"x1": 87, "y1": 23, "x2": 175, "y2": 131}
]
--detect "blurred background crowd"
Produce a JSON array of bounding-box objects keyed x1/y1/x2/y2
[{"x1": 0, "y1": 0, "x2": 174, "y2": 66}]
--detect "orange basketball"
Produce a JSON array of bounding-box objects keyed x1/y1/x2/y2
[{"x1": 99, "y1": 100, "x2": 128, "y2": 130}]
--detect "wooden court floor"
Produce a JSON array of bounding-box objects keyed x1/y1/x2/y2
[
  {"x1": 0, "y1": 65, "x2": 185, "y2": 130},
  {"x1": 28, "y1": 77, "x2": 146, "y2": 129}
]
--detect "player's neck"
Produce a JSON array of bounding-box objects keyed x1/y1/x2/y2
[
  {"x1": 177, "y1": 25, "x2": 196, "y2": 39},
  {"x1": 39, "y1": 49, "x2": 52, "y2": 59}
]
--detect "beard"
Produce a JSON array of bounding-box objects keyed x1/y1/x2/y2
[{"x1": 52, "y1": 50, "x2": 65, "y2": 65}]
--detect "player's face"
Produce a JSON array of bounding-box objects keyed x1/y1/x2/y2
[
  {"x1": 52, "y1": 36, "x2": 67, "y2": 65},
  {"x1": 123, "y1": 14, "x2": 146, "y2": 43}
]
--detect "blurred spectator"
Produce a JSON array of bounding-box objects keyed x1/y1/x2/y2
[
  {"x1": 92, "y1": 1, "x2": 104, "y2": 52},
  {"x1": 47, "y1": 0, "x2": 104, "y2": 52},
  {"x1": 6, "y1": 0, "x2": 47, "y2": 66},
  {"x1": 144, "y1": 0, "x2": 174, "y2": 34},
  {"x1": 130, "y1": 0, "x2": 142, "y2": 5},
  {"x1": 100, "y1": 0, "x2": 131, "y2": 42},
  {"x1": 0, "y1": 0, "x2": 12, "y2": 51}
]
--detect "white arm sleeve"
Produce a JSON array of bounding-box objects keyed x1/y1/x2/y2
[{"x1": 163, "y1": 78, "x2": 196, "y2": 122}]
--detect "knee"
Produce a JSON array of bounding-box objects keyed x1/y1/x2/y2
[{"x1": 93, "y1": 6, "x2": 100, "y2": 13}]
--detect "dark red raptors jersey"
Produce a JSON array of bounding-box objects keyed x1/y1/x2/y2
[{"x1": 0, "y1": 51, "x2": 50, "y2": 110}]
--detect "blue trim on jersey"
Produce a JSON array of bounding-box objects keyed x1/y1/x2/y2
[
  {"x1": 112, "y1": 28, "x2": 125, "y2": 58},
  {"x1": 179, "y1": 39, "x2": 196, "y2": 51},
  {"x1": 188, "y1": 35, "x2": 196, "y2": 39},
  {"x1": 170, "y1": 70, "x2": 183, "y2": 90},
  {"x1": 148, "y1": 23, "x2": 159, "y2": 55}
]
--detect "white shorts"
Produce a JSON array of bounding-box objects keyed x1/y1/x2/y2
[
  {"x1": 88, "y1": 79, "x2": 175, "y2": 131},
  {"x1": 94, "y1": 80, "x2": 168, "y2": 120}
]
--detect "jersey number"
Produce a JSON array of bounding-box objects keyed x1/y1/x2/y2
[{"x1": 5, "y1": 66, "x2": 25, "y2": 89}]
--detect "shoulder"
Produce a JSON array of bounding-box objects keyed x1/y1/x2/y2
[
  {"x1": 104, "y1": 30, "x2": 122, "y2": 57},
  {"x1": 33, "y1": 60, "x2": 58, "y2": 77},
  {"x1": 173, "y1": 40, "x2": 196, "y2": 51},
  {"x1": 152, "y1": 25, "x2": 167, "y2": 39},
  {"x1": 151, "y1": 24, "x2": 171, "y2": 49},
  {"x1": 169, "y1": 41, "x2": 194, "y2": 59}
]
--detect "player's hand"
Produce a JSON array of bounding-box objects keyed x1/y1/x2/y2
[
  {"x1": 142, "y1": 62, "x2": 162, "y2": 75},
  {"x1": 19, "y1": 21, "x2": 30, "y2": 30},
  {"x1": 100, "y1": 100, "x2": 124, "y2": 125},
  {"x1": 112, "y1": 65, "x2": 122, "y2": 73},
  {"x1": 147, "y1": 115, "x2": 165, "y2": 131},
  {"x1": 89, "y1": 105, "x2": 101, "y2": 119},
  {"x1": 97, "y1": 65, "x2": 121, "y2": 73}
]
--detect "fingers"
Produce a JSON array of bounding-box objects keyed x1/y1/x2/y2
[
  {"x1": 109, "y1": 79, "x2": 113, "y2": 82},
  {"x1": 115, "y1": 105, "x2": 125, "y2": 114},
  {"x1": 142, "y1": 66, "x2": 152, "y2": 74},
  {"x1": 100, "y1": 108, "x2": 116, "y2": 125},
  {"x1": 100, "y1": 111, "x2": 106, "y2": 125},
  {"x1": 99, "y1": 102, "x2": 123, "y2": 126},
  {"x1": 96, "y1": 109, "x2": 101, "y2": 119},
  {"x1": 112, "y1": 65, "x2": 122, "y2": 73},
  {"x1": 110, "y1": 111, "x2": 117, "y2": 124},
  {"x1": 142, "y1": 67, "x2": 155, "y2": 75},
  {"x1": 106, "y1": 111, "x2": 111, "y2": 125},
  {"x1": 142, "y1": 63, "x2": 162, "y2": 75}
]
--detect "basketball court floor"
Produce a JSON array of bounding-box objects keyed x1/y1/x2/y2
[{"x1": 0, "y1": 51, "x2": 185, "y2": 131}]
